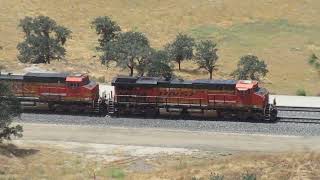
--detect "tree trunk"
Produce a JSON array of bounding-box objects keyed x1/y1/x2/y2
[
  {"x1": 209, "y1": 71, "x2": 213, "y2": 80},
  {"x1": 129, "y1": 67, "x2": 134, "y2": 76},
  {"x1": 178, "y1": 60, "x2": 181, "y2": 70},
  {"x1": 44, "y1": 55, "x2": 50, "y2": 64}
]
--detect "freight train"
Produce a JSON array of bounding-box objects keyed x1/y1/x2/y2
[{"x1": 0, "y1": 72, "x2": 278, "y2": 121}]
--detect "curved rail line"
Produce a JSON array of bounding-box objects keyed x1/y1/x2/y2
[
  {"x1": 21, "y1": 106, "x2": 320, "y2": 124},
  {"x1": 277, "y1": 106, "x2": 320, "y2": 123},
  {"x1": 277, "y1": 106, "x2": 320, "y2": 112},
  {"x1": 277, "y1": 118, "x2": 320, "y2": 124}
]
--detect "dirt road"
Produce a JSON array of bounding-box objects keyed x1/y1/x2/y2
[{"x1": 17, "y1": 123, "x2": 320, "y2": 153}]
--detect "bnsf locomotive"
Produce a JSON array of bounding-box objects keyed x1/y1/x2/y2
[
  {"x1": 0, "y1": 72, "x2": 101, "y2": 113},
  {"x1": 111, "y1": 76, "x2": 277, "y2": 121},
  {"x1": 0, "y1": 72, "x2": 277, "y2": 121}
]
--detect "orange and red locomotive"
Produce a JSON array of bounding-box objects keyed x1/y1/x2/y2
[
  {"x1": 0, "y1": 72, "x2": 100, "y2": 112},
  {"x1": 111, "y1": 76, "x2": 277, "y2": 121}
]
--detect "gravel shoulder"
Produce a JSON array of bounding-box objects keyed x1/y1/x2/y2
[
  {"x1": 17, "y1": 123, "x2": 320, "y2": 153},
  {"x1": 17, "y1": 113, "x2": 320, "y2": 136}
]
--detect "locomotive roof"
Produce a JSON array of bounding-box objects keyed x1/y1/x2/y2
[
  {"x1": 0, "y1": 73, "x2": 24, "y2": 80},
  {"x1": 24, "y1": 72, "x2": 69, "y2": 78},
  {"x1": 112, "y1": 76, "x2": 237, "y2": 88},
  {"x1": 23, "y1": 72, "x2": 69, "y2": 83},
  {"x1": 1, "y1": 72, "x2": 93, "y2": 84}
]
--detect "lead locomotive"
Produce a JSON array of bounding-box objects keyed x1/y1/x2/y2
[{"x1": 110, "y1": 76, "x2": 277, "y2": 121}]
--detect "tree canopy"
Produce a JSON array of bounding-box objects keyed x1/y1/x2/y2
[
  {"x1": 106, "y1": 31, "x2": 152, "y2": 76},
  {"x1": 231, "y1": 55, "x2": 268, "y2": 80},
  {"x1": 0, "y1": 83, "x2": 23, "y2": 143},
  {"x1": 147, "y1": 50, "x2": 174, "y2": 80},
  {"x1": 166, "y1": 33, "x2": 195, "y2": 70},
  {"x1": 17, "y1": 16, "x2": 72, "y2": 64},
  {"x1": 195, "y1": 40, "x2": 218, "y2": 79},
  {"x1": 91, "y1": 16, "x2": 121, "y2": 48}
]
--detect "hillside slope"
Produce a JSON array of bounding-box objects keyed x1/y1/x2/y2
[{"x1": 1, "y1": 0, "x2": 320, "y2": 94}]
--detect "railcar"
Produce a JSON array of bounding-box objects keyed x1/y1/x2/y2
[
  {"x1": 110, "y1": 76, "x2": 277, "y2": 121},
  {"x1": 0, "y1": 72, "x2": 100, "y2": 112}
]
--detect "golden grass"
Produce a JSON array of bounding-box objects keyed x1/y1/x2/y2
[
  {"x1": 0, "y1": 143, "x2": 128, "y2": 179},
  {"x1": 1, "y1": 143, "x2": 320, "y2": 180},
  {"x1": 132, "y1": 152, "x2": 320, "y2": 180},
  {"x1": 1, "y1": 0, "x2": 320, "y2": 94}
]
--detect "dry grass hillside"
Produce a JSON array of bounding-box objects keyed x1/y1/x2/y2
[
  {"x1": 1, "y1": 143, "x2": 320, "y2": 179},
  {"x1": 1, "y1": 0, "x2": 320, "y2": 94}
]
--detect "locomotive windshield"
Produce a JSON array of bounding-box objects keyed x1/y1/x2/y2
[{"x1": 255, "y1": 87, "x2": 268, "y2": 95}]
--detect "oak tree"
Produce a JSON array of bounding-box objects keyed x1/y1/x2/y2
[
  {"x1": 17, "y1": 16, "x2": 71, "y2": 64},
  {"x1": 231, "y1": 55, "x2": 268, "y2": 80},
  {"x1": 91, "y1": 16, "x2": 121, "y2": 64},
  {"x1": 147, "y1": 50, "x2": 174, "y2": 80},
  {"x1": 195, "y1": 40, "x2": 218, "y2": 79},
  {"x1": 107, "y1": 31, "x2": 152, "y2": 76},
  {"x1": 166, "y1": 33, "x2": 195, "y2": 70}
]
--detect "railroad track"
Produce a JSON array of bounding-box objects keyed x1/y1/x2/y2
[
  {"x1": 21, "y1": 106, "x2": 320, "y2": 124},
  {"x1": 277, "y1": 106, "x2": 320, "y2": 112},
  {"x1": 277, "y1": 106, "x2": 320, "y2": 123},
  {"x1": 278, "y1": 117, "x2": 320, "y2": 124}
]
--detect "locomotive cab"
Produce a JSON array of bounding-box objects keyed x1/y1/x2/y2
[
  {"x1": 66, "y1": 74, "x2": 89, "y2": 87},
  {"x1": 236, "y1": 80, "x2": 269, "y2": 110},
  {"x1": 65, "y1": 74, "x2": 99, "y2": 102},
  {"x1": 236, "y1": 80, "x2": 258, "y2": 93}
]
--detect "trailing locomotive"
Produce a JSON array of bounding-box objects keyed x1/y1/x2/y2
[
  {"x1": 0, "y1": 72, "x2": 101, "y2": 113},
  {"x1": 110, "y1": 76, "x2": 277, "y2": 121}
]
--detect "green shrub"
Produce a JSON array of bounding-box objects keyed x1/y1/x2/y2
[
  {"x1": 108, "y1": 168, "x2": 125, "y2": 180},
  {"x1": 209, "y1": 173, "x2": 224, "y2": 180},
  {"x1": 296, "y1": 88, "x2": 306, "y2": 96},
  {"x1": 242, "y1": 173, "x2": 256, "y2": 180}
]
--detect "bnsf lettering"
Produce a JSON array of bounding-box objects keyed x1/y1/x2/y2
[{"x1": 159, "y1": 91, "x2": 194, "y2": 96}]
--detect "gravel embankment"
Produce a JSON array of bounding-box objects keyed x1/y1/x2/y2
[{"x1": 16, "y1": 112, "x2": 320, "y2": 136}]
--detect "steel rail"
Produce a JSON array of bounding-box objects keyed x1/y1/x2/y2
[{"x1": 277, "y1": 106, "x2": 320, "y2": 112}]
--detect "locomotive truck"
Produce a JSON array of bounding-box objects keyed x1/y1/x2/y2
[{"x1": 0, "y1": 72, "x2": 277, "y2": 121}]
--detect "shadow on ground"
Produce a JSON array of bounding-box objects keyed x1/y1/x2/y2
[{"x1": 0, "y1": 143, "x2": 39, "y2": 158}]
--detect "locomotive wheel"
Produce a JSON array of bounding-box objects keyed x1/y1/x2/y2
[
  {"x1": 181, "y1": 108, "x2": 189, "y2": 119},
  {"x1": 217, "y1": 111, "x2": 233, "y2": 120},
  {"x1": 48, "y1": 103, "x2": 56, "y2": 111},
  {"x1": 269, "y1": 108, "x2": 278, "y2": 122},
  {"x1": 216, "y1": 110, "x2": 224, "y2": 119},
  {"x1": 238, "y1": 112, "x2": 248, "y2": 121},
  {"x1": 69, "y1": 105, "x2": 80, "y2": 113},
  {"x1": 54, "y1": 106, "x2": 64, "y2": 113},
  {"x1": 143, "y1": 109, "x2": 159, "y2": 118}
]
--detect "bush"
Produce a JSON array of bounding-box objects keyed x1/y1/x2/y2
[
  {"x1": 296, "y1": 88, "x2": 306, "y2": 96},
  {"x1": 108, "y1": 168, "x2": 125, "y2": 179},
  {"x1": 209, "y1": 173, "x2": 224, "y2": 180},
  {"x1": 0, "y1": 83, "x2": 23, "y2": 142},
  {"x1": 242, "y1": 173, "x2": 256, "y2": 180}
]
